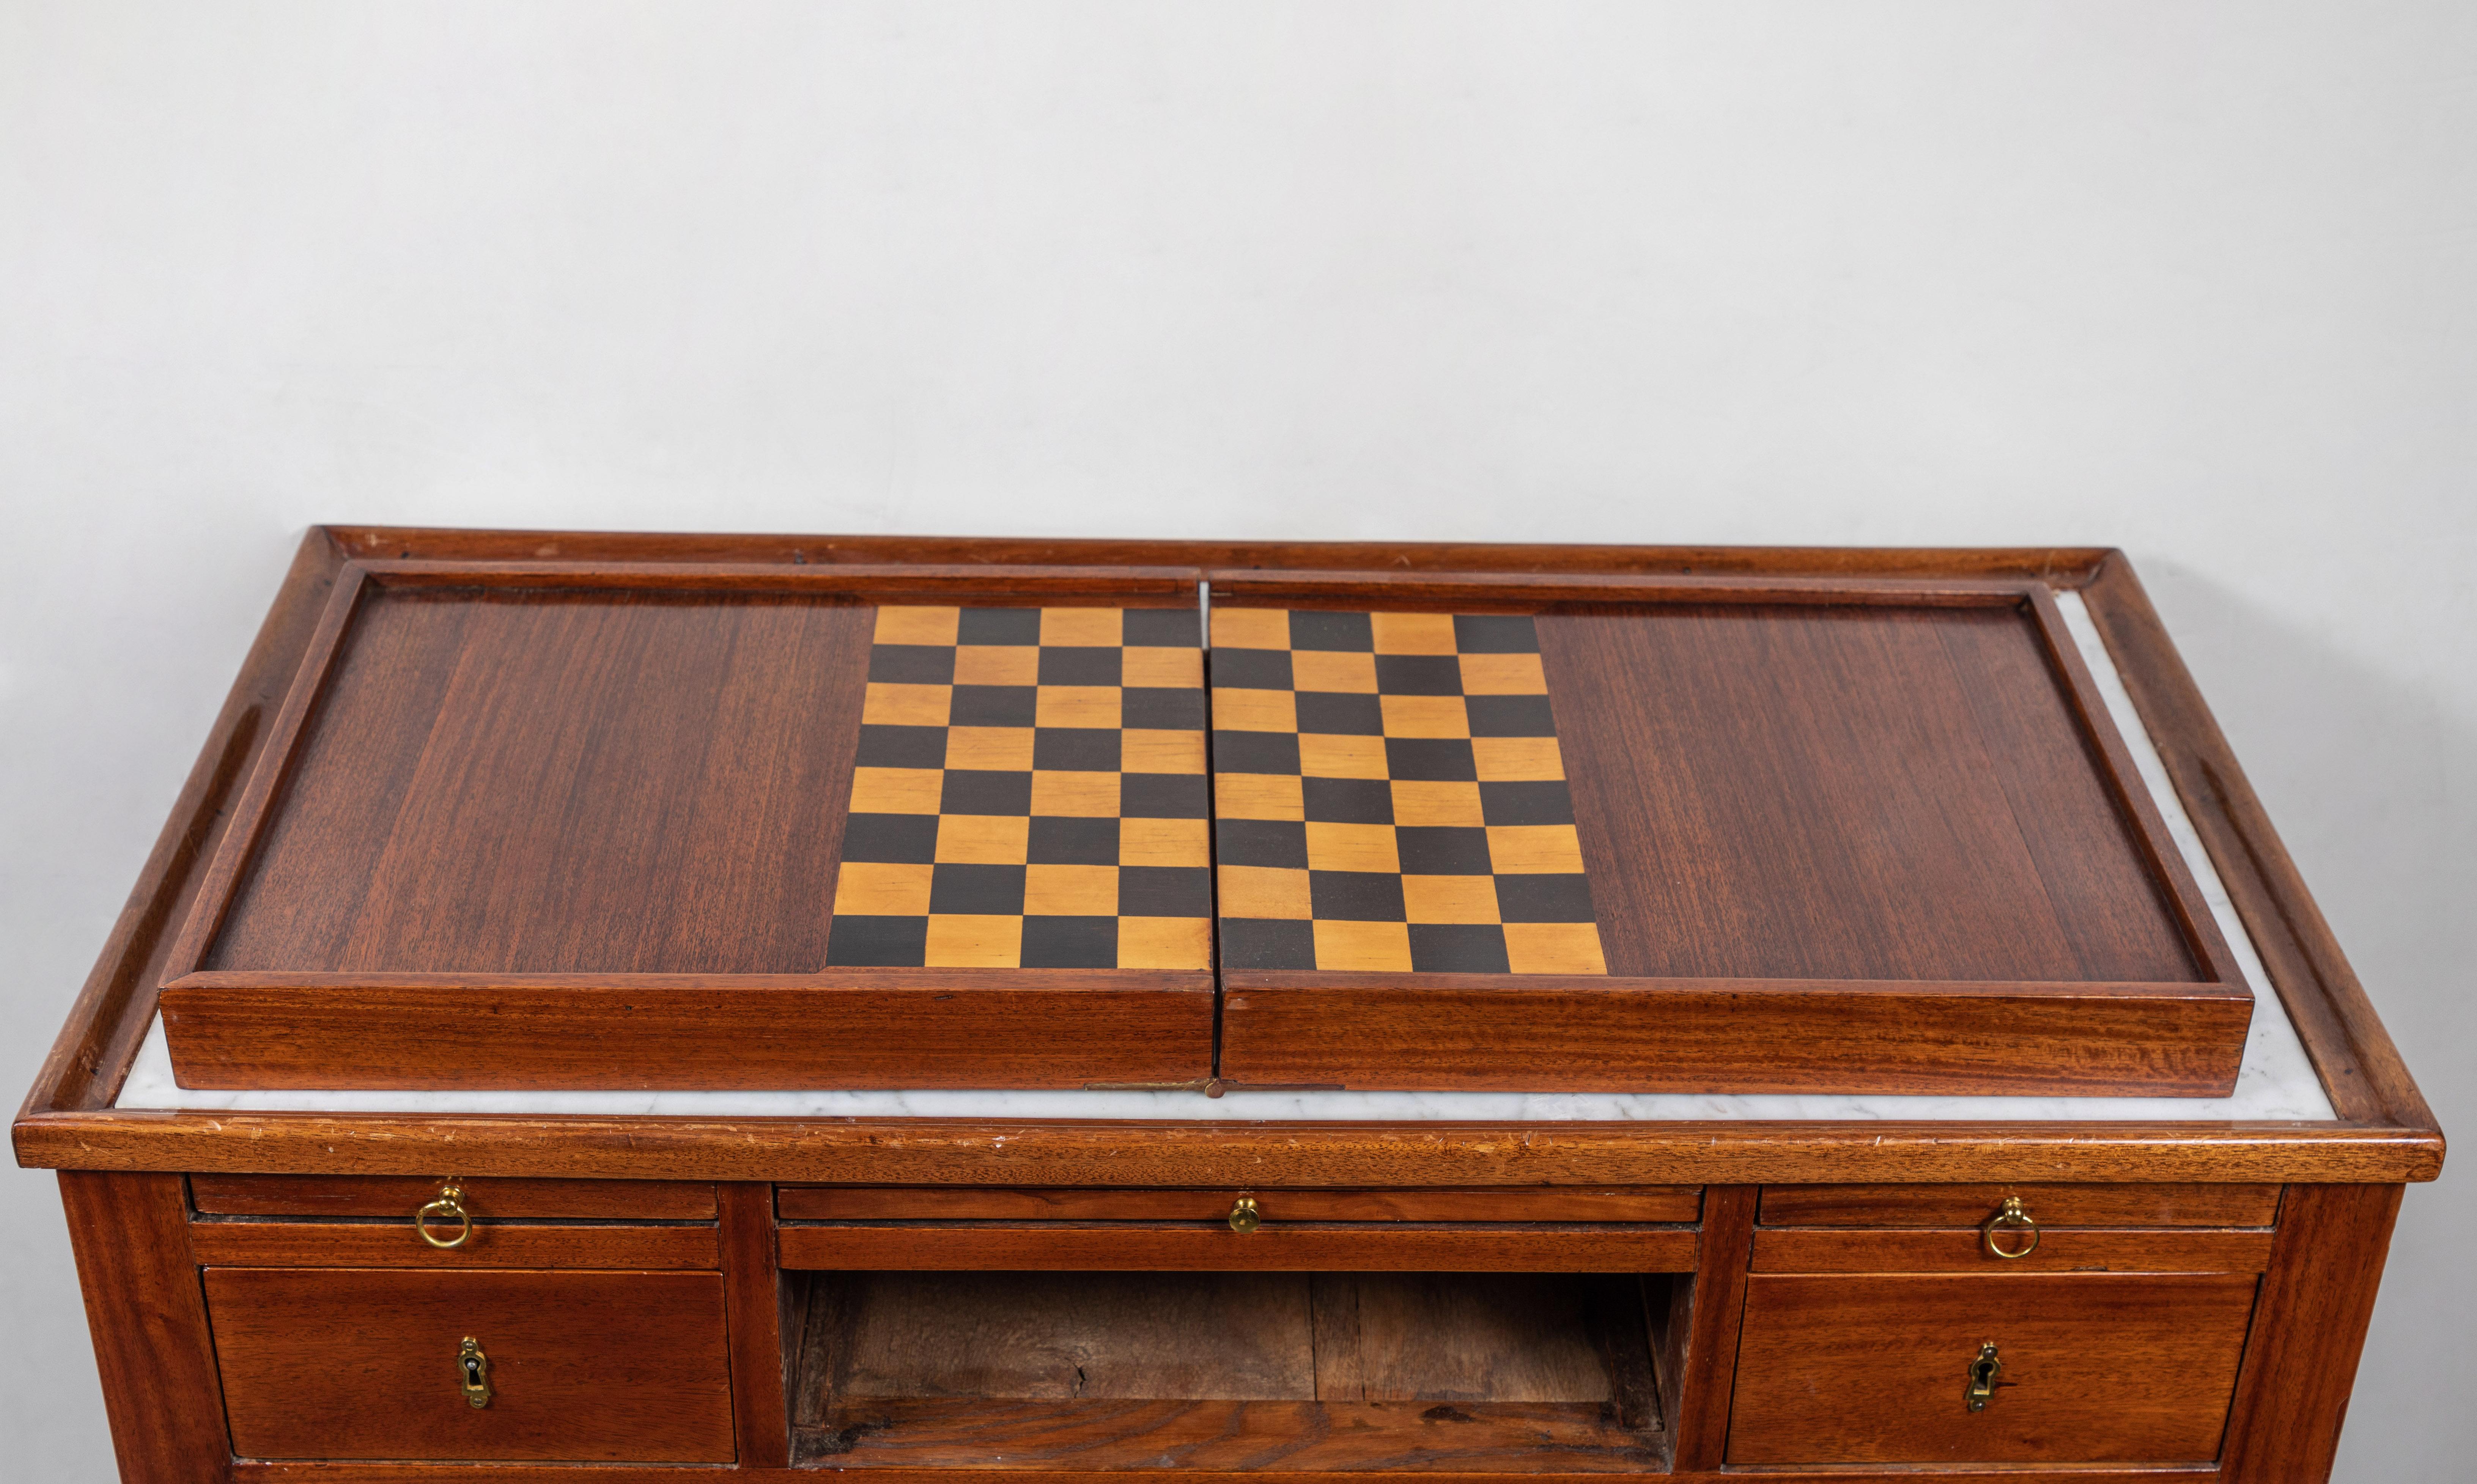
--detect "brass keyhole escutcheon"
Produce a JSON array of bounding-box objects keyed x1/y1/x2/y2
[
  {"x1": 458, "y1": 1337, "x2": 492, "y2": 1409},
  {"x1": 416, "y1": 1180, "x2": 474, "y2": 1250},
  {"x1": 1965, "y1": 1341, "x2": 2003, "y2": 1412},
  {"x1": 1228, "y1": 1196, "x2": 1262, "y2": 1233},
  {"x1": 1982, "y1": 1196, "x2": 2040, "y2": 1259}
]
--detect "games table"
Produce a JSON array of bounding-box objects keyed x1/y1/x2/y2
[{"x1": 15, "y1": 528, "x2": 2440, "y2": 1483}]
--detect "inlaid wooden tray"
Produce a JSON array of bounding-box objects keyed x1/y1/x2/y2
[{"x1": 154, "y1": 555, "x2": 2249, "y2": 1094}]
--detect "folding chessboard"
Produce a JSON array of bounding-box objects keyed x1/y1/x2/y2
[{"x1": 152, "y1": 552, "x2": 2259, "y2": 1097}]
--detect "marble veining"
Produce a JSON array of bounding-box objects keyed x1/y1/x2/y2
[{"x1": 116, "y1": 590, "x2": 2338, "y2": 1124}]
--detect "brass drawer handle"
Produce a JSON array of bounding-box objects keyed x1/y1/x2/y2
[
  {"x1": 458, "y1": 1337, "x2": 492, "y2": 1408},
  {"x1": 1228, "y1": 1196, "x2": 1262, "y2": 1234},
  {"x1": 416, "y1": 1181, "x2": 474, "y2": 1250},
  {"x1": 1982, "y1": 1196, "x2": 2039, "y2": 1259},
  {"x1": 1965, "y1": 1341, "x2": 2002, "y2": 1412}
]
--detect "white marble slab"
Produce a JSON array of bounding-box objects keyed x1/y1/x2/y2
[{"x1": 116, "y1": 590, "x2": 2336, "y2": 1124}]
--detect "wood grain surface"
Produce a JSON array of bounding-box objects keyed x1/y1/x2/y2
[
  {"x1": 161, "y1": 972, "x2": 1216, "y2": 1089},
  {"x1": 1218, "y1": 973, "x2": 2249, "y2": 1096},
  {"x1": 776, "y1": 1185, "x2": 1701, "y2": 1224},
  {"x1": 189, "y1": 1220, "x2": 719, "y2": 1270},
  {"x1": 205, "y1": 1267, "x2": 736, "y2": 1462},
  {"x1": 1728, "y1": 1272, "x2": 2259, "y2": 1465},
  {"x1": 794, "y1": 1270, "x2": 1663, "y2": 1470},
  {"x1": 191, "y1": 1173, "x2": 718, "y2": 1219},
  {"x1": 1758, "y1": 1182, "x2": 2282, "y2": 1228},
  {"x1": 19, "y1": 1111, "x2": 2441, "y2": 1185},
  {"x1": 778, "y1": 1223, "x2": 1697, "y2": 1273},
  {"x1": 1538, "y1": 601, "x2": 2212, "y2": 985},
  {"x1": 2217, "y1": 1182, "x2": 2406, "y2": 1483},
  {"x1": 1750, "y1": 1227, "x2": 2274, "y2": 1274},
  {"x1": 1663, "y1": 1185, "x2": 1757, "y2": 1472},
  {"x1": 59, "y1": 1172, "x2": 232, "y2": 1484},
  {"x1": 193, "y1": 585, "x2": 877, "y2": 976}
]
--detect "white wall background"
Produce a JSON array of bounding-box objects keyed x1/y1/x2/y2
[{"x1": 3, "y1": 3, "x2": 2468, "y2": 1477}]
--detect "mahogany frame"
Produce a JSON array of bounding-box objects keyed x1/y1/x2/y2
[
  {"x1": 15, "y1": 530, "x2": 2441, "y2": 1484},
  {"x1": 16, "y1": 529, "x2": 2437, "y2": 1181}
]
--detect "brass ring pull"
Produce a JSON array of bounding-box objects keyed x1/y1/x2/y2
[
  {"x1": 1981, "y1": 1196, "x2": 2039, "y2": 1259},
  {"x1": 415, "y1": 1181, "x2": 473, "y2": 1250},
  {"x1": 1228, "y1": 1196, "x2": 1262, "y2": 1234}
]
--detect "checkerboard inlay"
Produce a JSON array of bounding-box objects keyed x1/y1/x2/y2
[
  {"x1": 1208, "y1": 607, "x2": 1609, "y2": 975},
  {"x1": 823, "y1": 605, "x2": 1213, "y2": 970}
]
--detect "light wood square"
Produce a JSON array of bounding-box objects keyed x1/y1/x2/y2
[
  {"x1": 1118, "y1": 915, "x2": 1213, "y2": 970},
  {"x1": 1122, "y1": 817, "x2": 1210, "y2": 868},
  {"x1": 1306, "y1": 822, "x2": 1401, "y2": 873},
  {"x1": 935, "y1": 814, "x2": 1030, "y2": 864},
  {"x1": 1312, "y1": 920, "x2": 1413, "y2": 972},
  {"x1": 862, "y1": 682, "x2": 951, "y2": 727},
  {"x1": 1210, "y1": 607, "x2": 1292, "y2": 650},
  {"x1": 1031, "y1": 770, "x2": 1120, "y2": 817},
  {"x1": 1040, "y1": 608, "x2": 1124, "y2": 646},
  {"x1": 874, "y1": 605, "x2": 960, "y2": 645},
  {"x1": 1486, "y1": 825, "x2": 1587, "y2": 874},
  {"x1": 1402, "y1": 874, "x2": 1501, "y2": 924},
  {"x1": 1291, "y1": 650, "x2": 1377, "y2": 694},
  {"x1": 923, "y1": 914, "x2": 1024, "y2": 968},
  {"x1": 1123, "y1": 728, "x2": 1205, "y2": 774},
  {"x1": 946, "y1": 726, "x2": 1036, "y2": 771},
  {"x1": 847, "y1": 766, "x2": 944, "y2": 816},
  {"x1": 1035, "y1": 686, "x2": 1122, "y2": 728},
  {"x1": 1025, "y1": 863, "x2": 1118, "y2": 916},
  {"x1": 1219, "y1": 865, "x2": 1311, "y2": 919},
  {"x1": 1391, "y1": 780, "x2": 1485, "y2": 827},
  {"x1": 1212, "y1": 688, "x2": 1298, "y2": 732},
  {"x1": 1215, "y1": 772, "x2": 1304, "y2": 821},
  {"x1": 1299, "y1": 734, "x2": 1388, "y2": 780},
  {"x1": 1503, "y1": 922, "x2": 1609, "y2": 975},
  {"x1": 1381, "y1": 695, "x2": 1471, "y2": 738},
  {"x1": 1124, "y1": 646, "x2": 1204, "y2": 688},
  {"x1": 1371, "y1": 611, "x2": 1459, "y2": 655},
  {"x1": 1472, "y1": 736, "x2": 1565, "y2": 782},
  {"x1": 1459, "y1": 653, "x2": 1548, "y2": 696},
  {"x1": 954, "y1": 645, "x2": 1041, "y2": 685},
  {"x1": 832, "y1": 861, "x2": 934, "y2": 916}
]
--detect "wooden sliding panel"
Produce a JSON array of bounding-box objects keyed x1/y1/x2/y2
[
  {"x1": 777, "y1": 1184, "x2": 1703, "y2": 1223},
  {"x1": 190, "y1": 1173, "x2": 718, "y2": 1220},
  {"x1": 778, "y1": 1222, "x2": 1698, "y2": 1272},
  {"x1": 156, "y1": 567, "x2": 1220, "y2": 1091}
]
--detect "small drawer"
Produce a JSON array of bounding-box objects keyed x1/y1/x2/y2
[
  {"x1": 1758, "y1": 1182, "x2": 2279, "y2": 1229},
  {"x1": 204, "y1": 1267, "x2": 735, "y2": 1462},
  {"x1": 192, "y1": 1173, "x2": 718, "y2": 1221},
  {"x1": 1727, "y1": 1272, "x2": 2259, "y2": 1465},
  {"x1": 777, "y1": 1185, "x2": 1702, "y2": 1224}
]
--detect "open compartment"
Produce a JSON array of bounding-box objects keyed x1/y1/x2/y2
[{"x1": 788, "y1": 1270, "x2": 1674, "y2": 1471}]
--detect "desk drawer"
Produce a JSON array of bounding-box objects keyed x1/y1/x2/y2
[
  {"x1": 204, "y1": 1267, "x2": 735, "y2": 1462},
  {"x1": 778, "y1": 1185, "x2": 1702, "y2": 1224},
  {"x1": 1727, "y1": 1273, "x2": 2258, "y2": 1465}
]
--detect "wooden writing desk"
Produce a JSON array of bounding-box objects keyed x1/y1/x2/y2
[{"x1": 15, "y1": 530, "x2": 2441, "y2": 1483}]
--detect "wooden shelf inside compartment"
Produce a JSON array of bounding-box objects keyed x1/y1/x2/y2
[{"x1": 791, "y1": 1270, "x2": 1670, "y2": 1471}]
